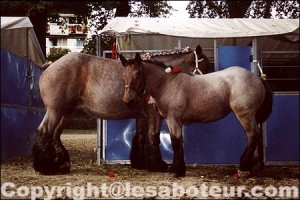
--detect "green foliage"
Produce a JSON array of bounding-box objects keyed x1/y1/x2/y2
[
  {"x1": 129, "y1": 0, "x2": 174, "y2": 17},
  {"x1": 187, "y1": 0, "x2": 299, "y2": 19},
  {"x1": 81, "y1": 38, "x2": 97, "y2": 56},
  {"x1": 46, "y1": 48, "x2": 70, "y2": 62},
  {"x1": 1, "y1": 0, "x2": 174, "y2": 55}
]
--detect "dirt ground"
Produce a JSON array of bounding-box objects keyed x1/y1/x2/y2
[{"x1": 1, "y1": 131, "x2": 299, "y2": 199}]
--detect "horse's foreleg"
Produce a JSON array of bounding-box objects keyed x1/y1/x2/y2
[
  {"x1": 33, "y1": 109, "x2": 64, "y2": 175},
  {"x1": 145, "y1": 104, "x2": 168, "y2": 172},
  {"x1": 166, "y1": 117, "x2": 186, "y2": 177},
  {"x1": 130, "y1": 116, "x2": 148, "y2": 169}
]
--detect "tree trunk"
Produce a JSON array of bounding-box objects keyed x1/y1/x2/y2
[
  {"x1": 227, "y1": 0, "x2": 253, "y2": 18},
  {"x1": 29, "y1": 14, "x2": 47, "y2": 57},
  {"x1": 114, "y1": 1, "x2": 131, "y2": 16}
]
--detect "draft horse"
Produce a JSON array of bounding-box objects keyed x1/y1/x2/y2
[
  {"x1": 120, "y1": 53, "x2": 273, "y2": 177},
  {"x1": 33, "y1": 46, "x2": 209, "y2": 175}
]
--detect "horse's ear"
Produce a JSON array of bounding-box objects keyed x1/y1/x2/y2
[
  {"x1": 196, "y1": 45, "x2": 203, "y2": 56},
  {"x1": 135, "y1": 53, "x2": 142, "y2": 64},
  {"x1": 119, "y1": 53, "x2": 128, "y2": 67}
]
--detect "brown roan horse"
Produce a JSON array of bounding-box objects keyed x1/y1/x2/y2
[
  {"x1": 32, "y1": 45, "x2": 209, "y2": 175},
  {"x1": 120, "y1": 53, "x2": 273, "y2": 177}
]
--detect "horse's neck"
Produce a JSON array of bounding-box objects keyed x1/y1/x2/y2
[
  {"x1": 151, "y1": 53, "x2": 194, "y2": 72},
  {"x1": 143, "y1": 63, "x2": 167, "y2": 98}
]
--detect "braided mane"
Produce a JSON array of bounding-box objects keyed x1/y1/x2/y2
[{"x1": 141, "y1": 47, "x2": 193, "y2": 61}]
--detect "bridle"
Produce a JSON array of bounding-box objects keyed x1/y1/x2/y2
[
  {"x1": 192, "y1": 51, "x2": 205, "y2": 75},
  {"x1": 124, "y1": 66, "x2": 146, "y2": 99}
]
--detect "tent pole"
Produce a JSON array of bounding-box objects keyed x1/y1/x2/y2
[
  {"x1": 251, "y1": 37, "x2": 258, "y2": 75},
  {"x1": 177, "y1": 38, "x2": 181, "y2": 49},
  {"x1": 214, "y1": 38, "x2": 219, "y2": 71}
]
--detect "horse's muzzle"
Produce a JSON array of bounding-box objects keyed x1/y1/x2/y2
[{"x1": 123, "y1": 97, "x2": 137, "y2": 108}]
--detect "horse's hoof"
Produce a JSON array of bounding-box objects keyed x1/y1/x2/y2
[
  {"x1": 131, "y1": 161, "x2": 146, "y2": 170},
  {"x1": 236, "y1": 169, "x2": 251, "y2": 178},
  {"x1": 168, "y1": 171, "x2": 186, "y2": 178},
  {"x1": 168, "y1": 165, "x2": 186, "y2": 177},
  {"x1": 130, "y1": 153, "x2": 145, "y2": 170},
  {"x1": 57, "y1": 161, "x2": 71, "y2": 174},
  {"x1": 157, "y1": 160, "x2": 168, "y2": 172},
  {"x1": 251, "y1": 161, "x2": 264, "y2": 177},
  {"x1": 146, "y1": 160, "x2": 168, "y2": 172},
  {"x1": 33, "y1": 162, "x2": 59, "y2": 175}
]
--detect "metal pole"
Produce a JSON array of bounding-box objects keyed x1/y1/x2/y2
[
  {"x1": 177, "y1": 38, "x2": 181, "y2": 49},
  {"x1": 214, "y1": 39, "x2": 218, "y2": 71},
  {"x1": 251, "y1": 37, "x2": 258, "y2": 75}
]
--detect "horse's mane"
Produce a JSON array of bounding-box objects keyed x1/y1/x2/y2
[
  {"x1": 141, "y1": 47, "x2": 193, "y2": 61},
  {"x1": 144, "y1": 59, "x2": 169, "y2": 69}
]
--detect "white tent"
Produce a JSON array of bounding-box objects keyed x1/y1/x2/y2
[
  {"x1": 1, "y1": 16, "x2": 45, "y2": 66},
  {"x1": 100, "y1": 17, "x2": 299, "y2": 64},
  {"x1": 101, "y1": 17, "x2": 299, "y2": 40}
]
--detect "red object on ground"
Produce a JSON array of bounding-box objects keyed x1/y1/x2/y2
[
  {"x1": 233, "y1": 172, "x2": 240, "y2": 179},
  {"x1": 108, "y1": 172, "x2": 115, "y2": 178}
]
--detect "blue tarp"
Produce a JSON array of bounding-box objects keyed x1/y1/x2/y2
[
  {"x1": 1, "y1": 50, "x2": 45, "y2": 159},
  {"x1": 266, "y1": 94, "x2": 299, "y2": 163}
]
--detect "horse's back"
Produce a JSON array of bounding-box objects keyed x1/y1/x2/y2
[
  {"x1": 183, "y1": 66, "x2": 265, "y2": 120},
  {"x1": 39, "y1": 53, "x2": 142, "y2": 118}
]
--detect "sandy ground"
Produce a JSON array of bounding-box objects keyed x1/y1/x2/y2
[{"x1": 1, "y1": 132, "x2": 299, "y2": 199}]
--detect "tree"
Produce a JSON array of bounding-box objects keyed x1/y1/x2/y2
[
  {"x1": 1, "y1": 1, "x2": 91, "y2": 56},
  {"x1": 81, "y1": 37, "x2": 97, "y2": 56},
  {"x1": 187, "y1": 0, "x2": 299, "y2": 18},
  {"x1": 46, "y1": 48, "x2": 70, "y2": 62},
  {"x1": 128, "y1": 0, "x2": 173, "y2": 17},
  {"x1": 1, "y1": 1, "x2": 173, "y2": 56}
]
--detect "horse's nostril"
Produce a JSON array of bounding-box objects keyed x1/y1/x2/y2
[
  {"x1": 125, "y1": 98, "x2": 136, "y2": 108},
  {"x1": 129, "y1": 99, "x2": 135, "y2": 105}
]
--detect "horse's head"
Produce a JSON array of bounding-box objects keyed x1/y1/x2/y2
[
  {"x1": 194, "y1": 45, "x2": 210, "y2": 74},
  {"x1": 120, "y1": 53, "x2": 145, "y2": 108}
]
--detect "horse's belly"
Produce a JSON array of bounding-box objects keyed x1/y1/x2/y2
[
  {"x1": 184, "y1": 106, "x2": 231, "y2": 123},
  {"x1": 80, "y1": 93, "x2": 144, "y2": 120}
]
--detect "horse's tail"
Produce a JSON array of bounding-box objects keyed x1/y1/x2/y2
[{"x1": 255, "y1": 79, "x2": 273, "y2": 123}]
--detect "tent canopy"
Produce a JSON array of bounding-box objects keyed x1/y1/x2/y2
[
  {"x1": 101, "y1": 17, "x2": 299, "y2": 40},
  {"x1": 1, "y1": 17, "x2": 45, "y2": 66}
]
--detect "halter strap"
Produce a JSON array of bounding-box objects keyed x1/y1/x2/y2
[
  {"x1": 192, "y1": 51, "x2": 204, "y2": 75},
  {"x1": 253, "y1": 60, "x2": 267, "y2": 80}
]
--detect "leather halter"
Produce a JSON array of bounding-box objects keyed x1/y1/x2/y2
[{"x1": 192, "y1": 51, "x2": 205, "y2": 75}]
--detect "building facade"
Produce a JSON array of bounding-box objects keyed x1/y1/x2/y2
[{"x1": 46, "y1": 14, "x2": 88, "y2": 55}]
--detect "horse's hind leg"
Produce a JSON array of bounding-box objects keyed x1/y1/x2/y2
[
  {"x1": 251, "y1": 125, "x2": 264, "y2": 176},
  {"x1": 235, "y1": 113, "x2": 259, "y2": 175},
  {"x1": 33, "y1": 108, "x2": 64, "y2": 175},
  {"x1": 145, "y1": 104, "x2": 168, "y2": 172}
]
